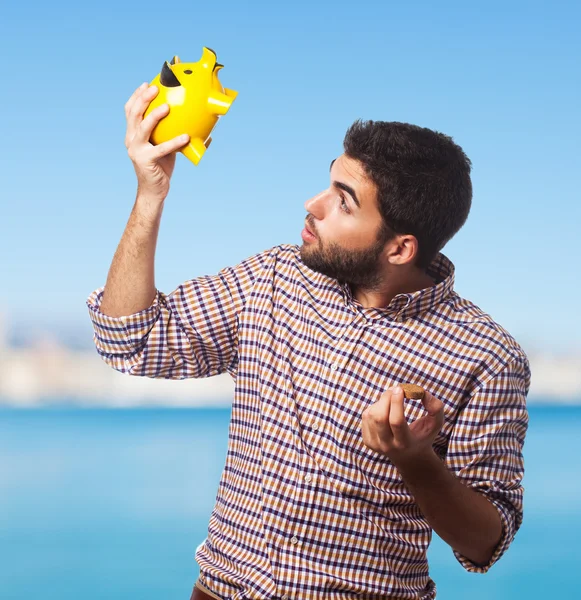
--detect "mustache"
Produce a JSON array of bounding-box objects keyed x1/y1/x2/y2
[{"x1": 305, "y1": 214, "x2": 318, "y2": 236}]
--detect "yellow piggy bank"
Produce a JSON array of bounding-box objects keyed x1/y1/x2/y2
[{"x1": 144, "y1": 47, "x2": 238, "y2": 165}]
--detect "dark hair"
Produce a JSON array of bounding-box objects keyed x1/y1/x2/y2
[{"x1": 343, "y1": 120, "x2": 472, "y2": 269}]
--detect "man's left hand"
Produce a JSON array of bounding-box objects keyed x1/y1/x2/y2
[{"x1": 361, "y1": 386, "x2": 445, "y2": 466}]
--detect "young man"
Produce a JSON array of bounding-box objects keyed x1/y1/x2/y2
[{"x1": 87, "y1": 83, "x2": 530, "y2": 599}]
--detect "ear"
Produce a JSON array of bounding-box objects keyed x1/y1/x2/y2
[{"x1": 385, "y1": 234, "x2": 419, "y2": 266}]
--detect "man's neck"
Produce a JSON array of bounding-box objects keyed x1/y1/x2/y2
[{"x1": 352, "y1": 270, "x2": 436, "y2": 309}]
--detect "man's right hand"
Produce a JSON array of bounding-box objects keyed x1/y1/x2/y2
[{"x1": 124, "y1": 83, "x2": 190, "y2": 205}]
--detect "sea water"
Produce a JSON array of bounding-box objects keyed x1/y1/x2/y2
[{"x1": 0, "y1": 404, "x2": 579, "y2": 599}]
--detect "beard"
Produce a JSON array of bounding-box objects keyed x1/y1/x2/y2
[{"x1": 300, "y1": 219, "x2": 392, "y2": 289}]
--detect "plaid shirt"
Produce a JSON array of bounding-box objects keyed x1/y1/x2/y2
[{"x1": 87, "y1": 244, "x2": 530, "y2": 599}]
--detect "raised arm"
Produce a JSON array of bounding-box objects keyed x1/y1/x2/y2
[
  {"x1": 99, "y1": 82, "x2": 190, "y2": 317},
  {"x1": 88, "y1": 82, "x2": 269, "y2": 380}
]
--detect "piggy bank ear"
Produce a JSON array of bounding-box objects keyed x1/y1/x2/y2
[
  {"x1": 170, "y1": 56, "x2": 180, "y2": 65},
  {"x1": 160, "y1": 61, "x2": 181, "y2": 87}
]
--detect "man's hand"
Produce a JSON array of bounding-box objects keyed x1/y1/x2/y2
[
  {"x1": 124, "y1": 83, "x2": 190, "y2": 205},
  {"x1": 361, "y1": 386, "x2": 444, "y2": 466}
]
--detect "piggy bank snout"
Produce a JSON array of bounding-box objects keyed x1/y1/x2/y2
[{"x1": 160, "y1": 62, "x2": 180, "y2": 87}]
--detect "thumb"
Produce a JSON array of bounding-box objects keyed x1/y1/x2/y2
[{"x1": 422, "y1": 391, "x2": 444, "y2": 417}]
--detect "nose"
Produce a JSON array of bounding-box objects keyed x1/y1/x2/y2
[{"x1": 304, "y1": 191, "x2": 327, "y2": 220}]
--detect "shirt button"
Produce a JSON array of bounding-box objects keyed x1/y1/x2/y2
[
  {"x1": 312, "y1": 421, "x2": 319, "y2": 431},
  {"x1": 329, "y1": 362, "x2": 338, "y2": 371},
  {"x1": 304, "y1": 475, "x2": 312, "y2": 483},
  {"x1": 290, "y1": 536, "x2": 299, "y2": 545},
  {"x1": 281, "y1": 596, "x2": 290, "y2": 600}
]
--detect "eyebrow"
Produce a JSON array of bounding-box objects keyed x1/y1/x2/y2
[{"x1": 329, "y1": 159, "x2": 361, "y2": 209}]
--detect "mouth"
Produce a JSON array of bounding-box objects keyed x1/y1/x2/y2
[
  {"x1": 302, "y1": 219, "x2": 317, "y2": 243},
  {"x1": 305, "y1": 217, "x2": 317, "y2": 237}
]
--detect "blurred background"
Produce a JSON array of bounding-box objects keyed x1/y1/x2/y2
[{"x1": 0, "y1": 0, "x2": 579, "y2": 598}]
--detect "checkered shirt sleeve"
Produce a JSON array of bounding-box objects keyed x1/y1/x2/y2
[
  {"x1": 86, "y1": 249, "x2": 270, "y2": 379},
  {"x1": 445, "y1": 355, "x2": 531, "y2": 572}
]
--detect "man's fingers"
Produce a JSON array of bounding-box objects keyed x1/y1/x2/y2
[
  {"x1": 389, "y1": 387, "x2": 411, "y2": 447},
  {"x1": 389, "y1": 388, "x2": 406, "y2": 429},
  {"x1": 124, "y1": 82, "x2": 148, "y2": 117},
  {"x1": 125, "y1": 85, "x2": 160, "y2": 147},
  {"x1": 422, "y1": 391, "x2": 444, "y2": 417},
  {"x1": 133, "y1": 102, "x2": 170, "y2": 145},
  {"x1": 152, "y1": 134, "x2": 190, "y2": 160},
  {"x1": 376, "y1": 388, "x2": 392, "y2": 419},
  {"x1": 128, "y1": 85, "x2": 159, "y2": 121},
  {"x1": 368, "y1": 389, "x2": 393, "y2": 440},
  {"x1": 124, "y1": 83, "x2": 148, "y2": 148}
]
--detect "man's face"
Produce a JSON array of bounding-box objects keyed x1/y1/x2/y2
[{"x1": 300, "y1": 154, "x2": 391, "y2": 287}]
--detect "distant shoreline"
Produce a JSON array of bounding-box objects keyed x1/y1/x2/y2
[{"x1": 1, "y1": 400, "x2": 580, "y2": 410}]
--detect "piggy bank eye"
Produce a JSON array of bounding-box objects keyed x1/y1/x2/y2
[{"x1": 183, "y1": 70, "x2": 193, "y2": 74}]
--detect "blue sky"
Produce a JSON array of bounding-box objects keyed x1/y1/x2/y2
[{"x1": 0, "y1": 0, "x2": 579, "y2": 355}]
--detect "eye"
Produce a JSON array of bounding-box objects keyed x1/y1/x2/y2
[
  {"x1": 183, "y1": 69, "x2": 193, "y2": 74},
  {"x1": 339, "y1": 194, "x2": 351, "y2": 214}
]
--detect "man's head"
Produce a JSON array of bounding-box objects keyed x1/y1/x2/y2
[{"x1": 300, "y1": 120, "x2": 472, "y2": 287}]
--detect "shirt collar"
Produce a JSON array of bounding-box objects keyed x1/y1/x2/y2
[{"x1": 340, "y1": 252, "x2": 456, "y2": 322}]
